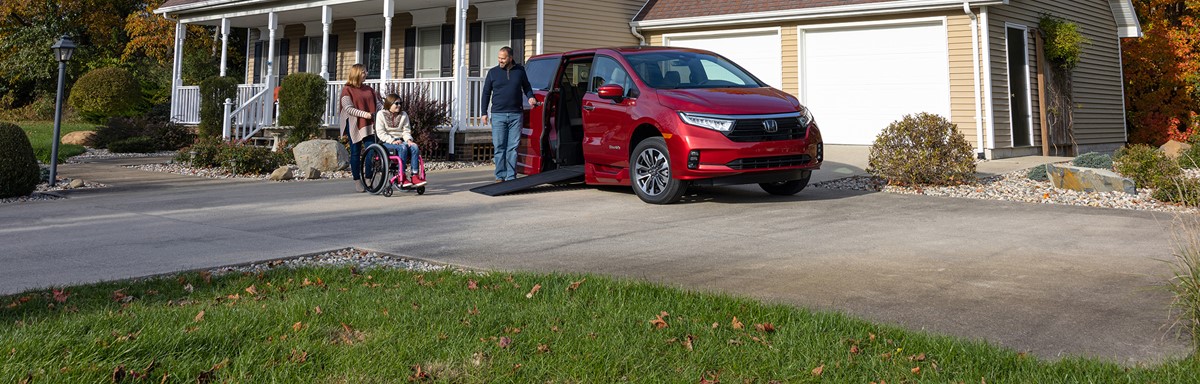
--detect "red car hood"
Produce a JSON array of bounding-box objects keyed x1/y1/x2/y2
[{"x1": 655, "y1": 87, "x2": 801, "y2": 115}]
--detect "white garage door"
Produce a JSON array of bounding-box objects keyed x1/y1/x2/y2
[
  {"x1": 802, "y1": 22, "x2": 950, "y2": 145},
  {"x1": 664, "y1": 29, "x2": 783, "y2": 89}
]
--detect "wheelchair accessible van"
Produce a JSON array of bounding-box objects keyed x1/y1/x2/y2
[{"x1": 359, "y1": 142, "x2": 427, "y2": 197}]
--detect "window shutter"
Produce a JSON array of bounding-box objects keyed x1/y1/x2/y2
[
  {"x1": 403, "y1": 27, "x2": 416, "y2": 79},
  {"x1": 253, "y1": 41, "x2": 263, "y2": 83},
  {"x1": 510, "y1": 18, "x2": 525, "y2": 64},
  {"x1": 278, "y1": 38, "x2": 290, "y2": 80},
  {"x1": 440, "y1": 24, "x2": 453, "y2": 77},
  {"x1": 328, "y1": 35, "x2": 338, "y2": 80},
  {"x1": 469, "y1": 22, "x2": 481, "y2": 77},
  {"x1": 298, "y1": 38, "x2": 308, "y2": 73}
]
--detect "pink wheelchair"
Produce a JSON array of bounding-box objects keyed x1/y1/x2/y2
[{"x1": 359, "y1": 142, "x2": 427, "y2": 197}]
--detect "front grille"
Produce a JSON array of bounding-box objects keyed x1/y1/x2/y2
[
  {"x1": 726, "y1": 154, "x2": 813, "y2": 170},
  {"x1": 727, "y1": 118, "x2": 807, "y2": 142}
]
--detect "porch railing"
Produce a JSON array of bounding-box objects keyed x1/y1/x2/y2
[
  {"x1": 322, "y1": 77, "x2": 487, "y2": 130},
  {"x1": 174, "y1": 86, "x2": 201, "y2": 124}
]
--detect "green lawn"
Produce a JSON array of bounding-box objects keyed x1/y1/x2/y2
[
  {"x1": 2, "y1": 267, "x2": 1197, "y2": 383},
  {"x1": 13, "y1": 120, "x2": 98, "y2": 164}
]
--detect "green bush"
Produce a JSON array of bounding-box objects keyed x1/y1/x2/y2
[
  {"x1": 1153, "y1": 177, "x2": 1200, "y2": 207},
  {"x1": 868, "y1": 113, "x2": 977, "y2": 186},
  {"x1": 1027, "y1": 164, "x2": 1050, "y2": 181},
  {"x1": 1072, "y1": 152, "x2": 1113, "y2": 169},
  {"x1": 1039, "y1": 14, "x2": 1090, "y2": 71},
  {"x1": 145, "y1": 120, "x2": 194, "y2": 151},
  {"x1": 179, "y1": 137, "x2": 224, "y2": 168},
  {"x1": 198, "y1": 76, "x2": 239, "y2": 139},
  {"x1": 277, "y1": 73, "x2": 329, "y2": 144},
  {"x1": 1114, "y1": 144, "x2": 1181, "y2": 189},
  {"x1": 92, "y1": 117, "x2": 193, "y2": 151},
  {"x1": 1179, "y1": 144, "x2": 1200, "y2": 169},
  {"x1": 107, "y1": 136, "x2": 158, "y2": 153},
  {"x1": 0, "y1": 122, "x2": 41, "y2": 198},
  {"x1": 68, "y1": 67, "x2": 142, "y2": 124},
  {"x1": 218, "y1": 143, "x2": 281, "y2": 175}
]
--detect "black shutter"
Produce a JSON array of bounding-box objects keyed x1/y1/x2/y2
[
  {"x1": 510, "y1": 18, "x2": 525, "y2": 64},
  {"x1": 403, "y1": 27, "x2": 416, "y2": 79},
  {"x1": 469, "y1": 22, "x2": 481, "y2": 76},
  {"x1": 253, "y1": 41, "x2": 263, "y2": 83},
  {"x1": 328, "y1": 35, "x2": 338, "y2": 80},
  {"x1": 440, "y1": 24, "x2": 453, "y2": 77},
  {"x1": 278, "y1": 38, "x2": 290, "y2": 80},
  {"x1": 298, "y1": 38, "x2": 308, "y2": 73}
]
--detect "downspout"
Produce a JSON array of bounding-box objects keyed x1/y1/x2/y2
[
  {"x1": 630, "y1": 24, "x2": 647, "y2": 46},
  {"x1": 964, "y1": 2, "x2": 984, "y2": 157},
  {"x1": 980, "y1": 5, "x2": 995, "y2": 158}
]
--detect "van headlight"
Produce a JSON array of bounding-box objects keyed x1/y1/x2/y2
[
  {"x1": 679, "y1": 112, "x2": 734, "y2": 132},
  {"x1": 798, "y1": 107, "x2": 815, "y2": 127}
]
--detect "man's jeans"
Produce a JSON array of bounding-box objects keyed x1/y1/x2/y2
[{"x1": 490, "y1": 112, "x2": 522, "y2": 181}]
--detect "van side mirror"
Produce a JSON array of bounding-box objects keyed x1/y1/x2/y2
[{"x1": 597, "y1": 84, "x2": 625, "y2": 101}]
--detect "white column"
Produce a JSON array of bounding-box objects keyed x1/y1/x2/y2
[
  {"x1": 320, "y1": 6, "x2": 332, "y2": 80},
  {"x1": 536, "y1": 0, "x2": 544, "y2": 54},
  {"x1": 170, "y1": 22, "x2": 185, "y2": 122},
  {"x1": 449, "y1": 0, "x2": 469, "y2": 158},
  {"x1": 381, "y1": 0, "x2": 394, "y2": 80},
  {"x1": 264, "y1": 12, "x2": 278, "y2": 125},
  {"x1": 980, "y1": 6, "x2": 995, "y2": 156},
  {"x1": 220, "y1": 18, "x2": 230, "y2": 77}
]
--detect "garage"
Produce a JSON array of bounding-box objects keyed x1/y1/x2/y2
[
  {"x1": 663, "y1": 28, "x2": 783, "y2": 89},
  {"x1": 801, "y1": 21, "x2": 951, "y2": 145}
]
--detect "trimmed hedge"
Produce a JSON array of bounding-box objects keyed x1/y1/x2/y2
[
  {"x1": 68, "y1": 67, "x2": 143, "y2": 124},
  {"x1": 868, "y1": 113, "x2": 977, "y2": 186},
  {"x1": 277, "y1": 73, "x2": 329, "y2": 144},
  {"x1": 198, "y1": 76, "x2": 239, "y2": 139},
  {"x1": 0, "y1": 122, "x2": 41, "y2": 197},
  {"x1": 107, "y1": 136, "x2": 158, "y2": 153}
]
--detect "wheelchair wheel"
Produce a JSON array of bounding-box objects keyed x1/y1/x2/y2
[
  {"x1": 361, "y1": 143, "x2": 391, "y2": 195},
  {"x1": 416, "y1": 186, "x2": 425, "y2": 195},
  {"x1": 383, "y1": 186, "x2": 394, "y2": 197}
]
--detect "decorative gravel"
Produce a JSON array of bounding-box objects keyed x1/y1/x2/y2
[
  {"x1": 126, "y1": 160, "x2": 492, "y2": 181},
  {"x1": 66, "y1": 148, "x2": 179, "y2": 163},
  {"x1": 0, "y1": 179, "x2": 107, "y2": 205},
  {"x1": 207, "y1": 248, "x2": 459, "y2": 277},
  {"x1": 814, "y1": 168, "x2": 1200, "y2": 215}
]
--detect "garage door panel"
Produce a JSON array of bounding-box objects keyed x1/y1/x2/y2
[{"x1": 665, "y1": 30, "x2": 783, "y2": 90}]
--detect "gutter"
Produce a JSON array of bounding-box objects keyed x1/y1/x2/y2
[{"x1": 632, "y1": 0, "x2": 1007, "y2": 30}]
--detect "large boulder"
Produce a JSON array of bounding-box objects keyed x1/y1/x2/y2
[
  {"x1": 1046, "y1": 163, "x2": 1136, "y2": 195},
  {"x1": 292, "y1": 139, "x2": 348, "y2": 172},
  {"x1": 1160, "y1": 140, "x2": 1193, "y2": 159},
  {"x1": 269, "y1": 166, "x2": 294, "y2": 181},
  {"x1": 62, "y1": 131, "x2": 96, "y2": 146}
]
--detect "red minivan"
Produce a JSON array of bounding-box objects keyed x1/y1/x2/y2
[{"x1": 517, "y1": 46, "x2": 823, "y2": 204}]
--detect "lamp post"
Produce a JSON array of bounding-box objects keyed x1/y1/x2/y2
[{"x1": 48, "y1": 35, "x2": 76, "y2": 186}]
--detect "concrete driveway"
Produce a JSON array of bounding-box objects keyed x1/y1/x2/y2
[{"x1": 0, "y1": 146, "x2": 1187, "y2": 364}]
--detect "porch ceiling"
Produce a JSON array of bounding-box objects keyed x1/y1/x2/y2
[{"x1": 177, "y1": 0, "x2": 456, "y2": 28}]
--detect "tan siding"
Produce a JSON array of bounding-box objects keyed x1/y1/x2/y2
[
  {"x1": 987, "y1": 0, "x2": 1126, "y2": 148},
  {"x1": 518, "y1": 0, "x2": 536, "y2": 61},
  {"x1": 947, "y1": 13, "x2": 980, "y2": 147},
  {"x1": 332, "y1": 19, "x2": 356, "y2": 81},
  {"x1": 543, "y1": 0, "x2": 642, "y2": 53}
]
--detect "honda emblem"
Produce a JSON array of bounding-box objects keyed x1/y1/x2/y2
[{"x1": 762, "y1": 119, "x2": 778, "y2": 133}]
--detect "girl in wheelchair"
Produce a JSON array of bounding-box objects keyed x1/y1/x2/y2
[{"x1": 374, "y1": 93, "x2": 426, "y2": 188}]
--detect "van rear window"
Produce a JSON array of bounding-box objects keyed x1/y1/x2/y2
[{"x1": 525, "y1": 58, "x2": 559, "y2": 90}]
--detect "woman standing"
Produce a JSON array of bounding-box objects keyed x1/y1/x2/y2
[{"x1": 340, "y1": 63, "x2": 382, "y2": 192}]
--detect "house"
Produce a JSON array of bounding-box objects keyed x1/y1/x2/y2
[
  {"x1": 631, "y1": 0, "x2": 1142, "y2": 159},
  {"x1": 154, "y1": 0, "x2": 645, "y2": 158}
]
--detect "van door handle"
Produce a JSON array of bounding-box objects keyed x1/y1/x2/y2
[{"x1": 583, "y1": 105, "x2": 595, "y2": 111}]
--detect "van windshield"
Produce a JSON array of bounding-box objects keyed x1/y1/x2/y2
[{"x1": 623, "y1": 51, "x2": 763, "y2": 90}]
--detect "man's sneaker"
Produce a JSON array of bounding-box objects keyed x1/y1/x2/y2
[{"x1": 413, "y1": 175, "x2": 428, "y2": 187}]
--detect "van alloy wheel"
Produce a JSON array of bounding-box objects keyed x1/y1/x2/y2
[
  {"x1": 630, "y1": 137, "x2": 686, "y2": 204},
  {"x1": 635, "y1": 147, "x2": 670, "y2": 195}
]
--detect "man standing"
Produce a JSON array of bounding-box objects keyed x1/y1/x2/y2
[{"x1": 481, "y1": 46, "x2": 536, "y2": 182}]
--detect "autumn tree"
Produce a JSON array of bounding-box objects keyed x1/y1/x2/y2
[{"x1": 1123, "y1": 0, "x2": 1200, "y2": 145}]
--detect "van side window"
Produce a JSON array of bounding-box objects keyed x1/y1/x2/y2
[
  {"x1": 525, "y1": 58, "x2": 560, "y2": 90},
  {"x1": 589, "y1": 56, "x2": 634, "y2": 97}
]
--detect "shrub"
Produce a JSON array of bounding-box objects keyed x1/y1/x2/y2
[
  {"x1": 1071, "y1": 152, "x2": 1113, "y2": 169},
  {"x1": 145, "y1": 120, "x2": 194, "y2": 151},
  {"x1": 218, "y1": 143, "x2": 281, "y2": 175},
  {"x1": 179, "y1": 137, "x2": 224, "y2": 168},
  {"x1": 277, "y1": 73, "x2": 329, "y2": 144},
  {"x1": 1039, "y1": 14, "x2": 1090, "y2": 71},
  {"x1": 0, "y1": 122, "x2": 41, "y2": 198},
  {"x1": 1154, "y1": 177, "x2": 1200, "y2": 207},
  {"x1": 1114, "y1": 144, "x2": 1181, "y2": 189},
  {"x1": 107, "y1": 136, "x2": 158, "y2": 153},
  {"x1": 395, "y1": 85, "x2": 450, "y2": 158},
  {"x1": 1179, "y1": 144, "x2": 1200, "y2": 169},
  {"x1": 92, "y1": 117, "x2": 143, "y2": 149},
  {"x1": 68, "y1": 67, "x2": 142, "y2": 124},
  {"x1": 868, "y1": 113, "x2": 977, "y2": 186},
  {"x1": 92, "y1": 117, "x2": 193, "y2": 151},
  {"x1": 1027, "y1": 164, "x2": 1050, "y2": 181},
  {"x1": 198, "y1": 76, "x2": 239, "y2": 139}
]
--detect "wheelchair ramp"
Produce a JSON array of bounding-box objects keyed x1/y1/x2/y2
[{"x1": 470, "y1": 166, "x2": 585, "y2": 196}]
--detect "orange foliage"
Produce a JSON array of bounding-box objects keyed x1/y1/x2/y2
[
  {"x1": 1123, "y1": 0, "x2": 1200, "y2": 145},
  {"x1": 123, "y1": 0, "x2": 214, "y2": 64}
]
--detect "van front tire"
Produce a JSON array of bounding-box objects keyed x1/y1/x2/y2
[
  {"x1": 631, "y1": 137, "x2": 687, "y2": 204},
  {"x1": 759, "y1": 171, "x2": 811, "y2": 196}
]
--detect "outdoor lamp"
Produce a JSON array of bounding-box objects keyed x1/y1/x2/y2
[{"x1": 47, "y1": 35, "x2": 76, "y2": 186}]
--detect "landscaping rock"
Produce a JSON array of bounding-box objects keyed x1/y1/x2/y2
[
  {"x1": 1046, "y1": 163, "x2": 1136, "y2": 195},
  {"x1": 61, "y1": 131, "x2": 95, "y2": 146},
  {"x1": 304, "y1": 167, "x2": 321, "y2": 179},
  {"x1": 68, "y1": 179, "x2": 84, "y2": 189},
  {"x1": 293, "y1": 139, "x2": 349, "y2": 172},
  {"x1": 1160, "y1": 140, "x2": 1193, "y2": 159},
  {"x1": 269, "y1": 166, "x2": 293, "y2": 181}
]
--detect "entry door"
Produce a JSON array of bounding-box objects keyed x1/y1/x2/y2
[
  {"x1": 1006, "y1": 26, "x2": 1032, "y2": 147},
  {"x1": 361, "y1": 32, "x2": 383, "y2": 79}
]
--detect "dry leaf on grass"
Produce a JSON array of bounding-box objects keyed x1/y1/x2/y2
[
  {"x1": 537, "y1": 344, "x2": 551, "y2": 353},
  {"x1": 811, "y1": 364, "x2": 824, "y2": 377},
  {"x1": 498, "y1": 336, "x2": 512, "y2": 349},
  {"x1": 292, "y1": 322, "x2": 303, "y2": 332},
  {"x1": 51, "y1": 289, "x2": 69, "y2": 303},
  {"x1": 683, "y1": 334, "x2": 696, "y2": 351},
  {"x1": 567, "y1": 279, "x2": 586, "y2": 291},
  {"x1": 314, "y1": 306, "x2": 322, "y2": 315},
  {"x1": 468, "y1": 280, "x2": 479, "y2": 290},
  {"x1": 731, "y1": 317, "x2": 744, "y2": 330},
  {"x1": 850, "y1": 345, "x2": 860, "y2": 354},
  {"x1": 649, "y1": 311, "x2": 669, "y2": 329},
  {"x1": 911, "y1": 366, "x2": 921, "y2": 374},
  {"x1": 244, "y1": 285, "x2": 258, "y2": 295},
  {"x1": 525, "y1": 284, "x2": 541, "y2": 299},
  {"x1": 753, "y1": 323, "x2": 775, "y2": 333}
]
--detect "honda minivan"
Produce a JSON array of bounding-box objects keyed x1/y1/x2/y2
[{"x1": 517, "y1": 46, "x2": 823, "y2": 204}]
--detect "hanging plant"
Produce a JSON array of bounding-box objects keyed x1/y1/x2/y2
[{"x1": 1039, "y1": 14, "x2": 1090, "y2": 71}]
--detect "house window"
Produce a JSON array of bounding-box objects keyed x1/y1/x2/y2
[
  {"x1": 361, "y1": 31, "x2": 384, "y2": 79},
  {"x1": 416, "y1": 26, "x2": 441, "y2": 78},
  {"x1": 306, "y1": 37, "x2": 323, "y2": 74},
  {"x1": 481, "y1": 20, "x2": 511, "y2": 69}
]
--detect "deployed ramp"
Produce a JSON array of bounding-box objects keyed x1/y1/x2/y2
[{"x1": 470, "y1": 166, "x2": 585, "y2": 196}]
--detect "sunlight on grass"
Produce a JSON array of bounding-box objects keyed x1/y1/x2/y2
[
  {"x1": 2, "y1": 268, "x2": 1197, "y2": 383},
  {"x1": 13, "y1": 120, "x2": 97, "y2": 163}
]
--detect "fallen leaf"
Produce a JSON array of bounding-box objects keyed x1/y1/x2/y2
[
  {"x1": 498, "y1": 336, "x2": 512, "y2": 348},
  {"x1": 911, "y1": 366, "x2": 921, "y2": 374},
  {"x1": 183, "y1": 284, "x2": 194, "y2": 293},
  {"x1": 731, "y1": 317, "x2": 744, "y2": 330},
  {"x1": 52, "y1": 289, "x2": 69, "y2": 303},
  {"x1": 292, "y1": 322, "x2": 303, "y2": 332},
  {"x1": 468, "y1": 280, "x2": 479, "y2": 290},
  {"x1": 199, "y1": 271, "x2": 212, "y2": 284},
  {"x1": 408, "y1": 364, "x2": 429, "y2": 381},
  {"x1": 699, "y1": 371, "x2": 720, "y2": 384},
  {"x1": 649, "y1": 311, "x2": 669, "y2": 329},
  {"x1": 537, "y1": 343, "x2": 550, "y2": 353},
  {"x1": 288, "y1": 349, "x2": 307, "y2": 363},
  {"x1": 112, "y1": 365, "x2": 127, "y2": 383},
  {"x1": 911, "y1": 353, "x2": 926, "y2": 362},
  {"x1": 727, "y1": 339, "x2": 743, "y2": 345},
  {"x1": 850, "y1": 345, "x2": 861, "y2": 354},
  {"x1": 869, "y1": 333, "x2": 876, "y2": 342},
  {"x1": 468, "y1": 306, "x2": 480, "y2": 315},
  {"x1": 811, "y1": 364, "x2": 824, "y2": 377},
  {"x1": 244, "y1": 285, "x2": 258, "y2": 295},
  {"x1": 314, "y1": 306, "x2": 322, "y2": 315},
  {"x1": 194, "y1": 310, "x2": 205, "y2": 322},
  {"x1": 525, "y1": 284, "x2": 541, "y2": 299},
  {"x1": 712, "y1": 322, "x2": 719, "y2": 329},
  {"x1": 111, "y1": 289, "x2": 129, "y2": 302},
  {"x1": 754, "y1": 323, "x2": 775, "y2": 333},
  {"x1": 683, "y1": 334, "x2": 696, "y2": 351},
  {"x1": 567, "y1": 278, "x2": 586, "y2": 291}
]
